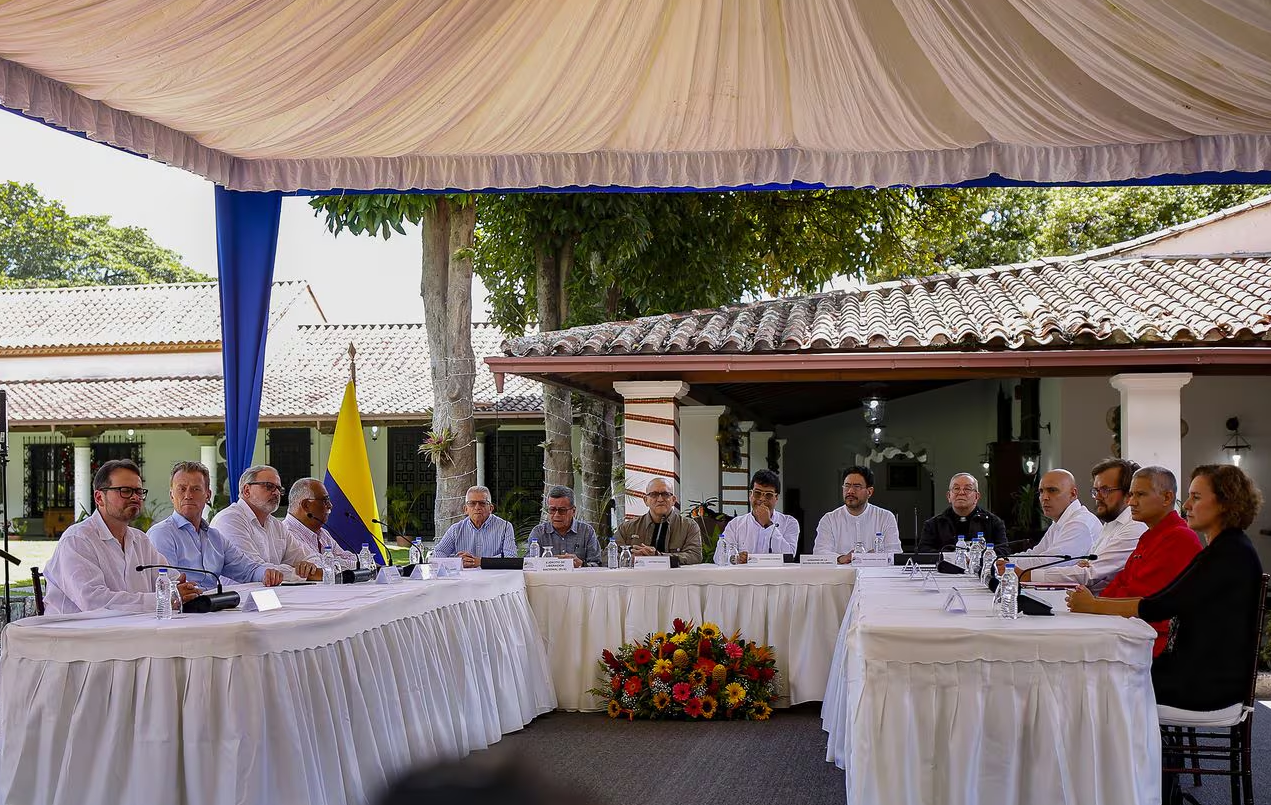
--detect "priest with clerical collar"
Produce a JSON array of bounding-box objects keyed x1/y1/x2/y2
[
  {"x1": 916, "y1": 472, "x2": 1007, "y2": 553},
  {"x1": 616, "y1": 477, "x2": 703, "y2": 565}
]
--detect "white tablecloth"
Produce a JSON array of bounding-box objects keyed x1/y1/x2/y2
[
  {"x1": 523, "y1": 564, "x2": 856, "y2": 711},
  {"x1": 0, "y1": 571, "x2": 555, "y2": 805},
  {"x1": 821, "y1": 568, "x2": 1161, "y2": 805}
]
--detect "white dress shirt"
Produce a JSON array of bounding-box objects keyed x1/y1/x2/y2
[
  {"x1": 211, "y1": 499, "x2": 319, "y2": 582},
  {"x1": 1010, "y1": 498, "x2": 1101, "y2": 572},
  {"x1": 283, "y1": 513, "x2": 358, "y2": 569},
  {"x1": 42, "y1": 510, "x2": 169, "y2": 615},
  {"x1": 1029, "y1": 505, "x2": 1147, "y2": 591},
  {"x1": 813, "y1": 504, "x2": 902, "y2": 557},
  {"x1": 714, "y1": 510, "x2": 799, "y2": 565}
]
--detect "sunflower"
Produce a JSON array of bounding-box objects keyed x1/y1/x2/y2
[
  {"x1": 652, "y1": 691, "x2": 671, "y2": 710},
  {"x1": 653, "y1": 658, "x2": 673, "y2": 676},
  {"x1": 751, "y1": 701, "x2": 773, "y2": 720},
  {"x1": 669, "y1": 632, "x2": 689, "y2": 645},
  {"x1": 723, "y1": 682, "x2": 747, "y2": 707},
  {"x1": 688, "y1": 668, "x2": 708, "y2": 687},
  {"x1": 700, "y1": 696, "x2": 718, "y2": 719},
  {"x1": 699, "y1": 622, "x2": 721, "y2": 640},
  {"x1": 652, "y1": 632, "x2": 668, "y2": 644},
  {"x1": 607, "y1": 699, "x2": 622, "y2": 718}
]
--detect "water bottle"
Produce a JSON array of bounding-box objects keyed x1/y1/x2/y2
[
  {"x1": 997, "y1": 562, "x2": 1020, "y2": 619},
  {"x1": 619, "y1": 544, "x2": 634, "y2": 569},
  {"x1": 358, "y1": 543, "x2": 375, "y2": 570},
  {"x1": 408, "y1": 538, "x2": 423, "y2": 565},
  {"x1": 541, "y1": 543, "x2": 555, "y2": 559},
  {"x1": 321, "y1": 545, "x2": 336, "y2": 585},
  {"x1": 853, "y1": 537, "x2": 865, "y2": 557},
  {"x1": 606, "y1": 537, "x2": 619, "y2": 569},
  {"x1": 155, "y1": 569, "x2": 173, "y2": 620},
  {"x1": 873, "y1": 531, "x2": 884, "y2": 554},
  {"x1": 968, "y1": 536, "x2": 985, "y2": 577},
  {"x1": 953, "y1": 536, "x2": 969, "y2": 571},
  {"x1": 980, "y1": 543, "x2": 997, "y2": 586},
  {"x1": 527, "y1": 535, "x2": 541, "y2": 558}
]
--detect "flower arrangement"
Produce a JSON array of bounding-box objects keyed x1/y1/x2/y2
[
  {"x1": 590, "y1": 618, "x2": 778, "y2": 721},
  {"x1": 417, "y1": 428, "x2": 454, "y2": 466}
]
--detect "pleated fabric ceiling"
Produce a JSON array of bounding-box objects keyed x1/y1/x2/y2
[{"x1": 2, "y1": 0, "x2": 1270, "y2": 192}]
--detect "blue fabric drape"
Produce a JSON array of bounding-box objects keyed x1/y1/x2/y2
[{"x1": 215, "y1": 187, "x2": 282, "y2": 502}]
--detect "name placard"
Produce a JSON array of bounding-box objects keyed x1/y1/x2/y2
[
  {"x1": 633, "y1": 555, "x2": 672, "y2": 569},
  {"x1": 798, "y1": 554, "x2": 837, "y2": 566},
  {"x1": 428, "y1": 557, "x2": 463, "y2": 578},
  {"x1": 523, "y1": 557, "x2": 574, "y2": 572},
  {"x1": 851, "y1": 553, "x2": 892, "y2": 567},
  {"x1": 375, "y1": 566, "x2": 401, "y2": 585},
  {"x1": 409, "y1": 563, "x2": 433, "y2": 580},
  {"x1": 242, "y1": 589, "x2": 282, "y2": 613},
  {"x1": 746, "y1": 553, "x2": 786, "y2": 566},
  {"x1": 942, "y1": 588, "x2": 968, "y2": 613}
]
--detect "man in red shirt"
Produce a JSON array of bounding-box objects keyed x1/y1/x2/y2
[{"x1": 1100, "y1": 466, "x2": 1202, "y2": 656}]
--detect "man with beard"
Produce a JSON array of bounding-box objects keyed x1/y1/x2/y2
[
  {"x1": 917, "y1": 472, "x2": 1006, "y2": 553},
  {"x1": 813, "y1": 465, "x2": 901, "y2": 564},
  {"x1": 617, "y1": 477, "x2": 703, "y2": 565},
  {"x1": 43, "y1": 459, "x2": 201, "y2": 614},
  {"x1": 212, "y1": 465, "x2": 322, "y2": 582}
]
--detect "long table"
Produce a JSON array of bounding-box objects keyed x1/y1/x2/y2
[
  {"x1": 0, "y1": 571, "x2": 555, "y2": 805},
  {"x1": 523, "y1": 564, "x2": 856, "y2": 711},
  {"x1": 821, "y1": 567, "x2": 1161, "y2": 805}
]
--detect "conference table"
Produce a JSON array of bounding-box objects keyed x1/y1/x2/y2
[
  {"x1": 821, "y1": 566, "x2": 1161, "y2": 805},
  {"x1": 523, "y1": 564, "x2": 856, "y2": 711},
  {"x1": 0, "y1": 570, "x2": 555, "y2": 805}
]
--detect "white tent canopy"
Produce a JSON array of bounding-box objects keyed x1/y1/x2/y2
[{"x1": 3, "y1": 0, "x2": 1271, "y2": 192}]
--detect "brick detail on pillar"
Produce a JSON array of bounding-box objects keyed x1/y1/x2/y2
[{"x1": 614, "y1": 381, "x2": 689, "y2": 518}]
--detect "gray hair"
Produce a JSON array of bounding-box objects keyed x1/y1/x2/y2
[
  {"x1": 1133, "y1": 465, "x2": 1178, "y2": 497},
  {"x1": 646, "y1": 477, "x2": 676, "y2": 495},
  {"x1": 466, "y1": 485, "x2": 492, "y2": 502},
  {"x1": 171, "y1": 461, "x2": 212, "y2": 490},
  {"x1": 948, "y1": 472, "x2": 979, "y2": 492},
  {"x1": 238, "y1": 464, "x2": 277, "y2": 492},
  {"x1": 546, "y1": 485, "x2": 575, "y2": 507},
  {"x1": 288, "y1": 477, "x2": 323, "y2": 510}
]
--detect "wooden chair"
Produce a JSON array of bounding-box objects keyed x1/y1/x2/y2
[
  {"x1": 30, "y1": 566, "x2": 45, "y2": 616},
  {"x1": 1159, "y1": 573, "x2": 1269, "y2": 805}
]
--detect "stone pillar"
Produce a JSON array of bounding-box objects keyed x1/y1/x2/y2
[
  {"x1": 613, "y1": 381, "x2": 689, "y2": 519},
  {"x1": 1110, "y1": 373, "x2": 1192, "y2": 485},
  {"x1": 72, "y1": 437, "x2": 92, "y2": 518},
  {"x1": 475, "y1": 430, "x2": 487, "y2": 488},
  {"x1": 679, "y1": 405, "x2": 727, "y2": 511}
]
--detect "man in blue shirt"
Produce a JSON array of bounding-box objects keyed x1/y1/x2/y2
[
  {"x1": 148, "y1": 461, "x2": 282, "y2": 589},
  {"x1": 432, "y1": 485, "x2": 517, "y2": 568}
]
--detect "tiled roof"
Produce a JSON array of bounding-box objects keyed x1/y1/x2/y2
[
  {"x1": 6, "y1": 377, "x2": 225, "y2": 423},
  {"x1": 502, "y1": 256, "x2": 1271, "y2": 357},
  {"x1": 0, "y1": 280, "x2": 314, "y2": 350}
]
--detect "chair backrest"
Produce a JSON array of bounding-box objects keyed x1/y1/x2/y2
[
  {"x1": 1244, "y1": 573, "x2": 1270, "y2": 708},
  {"x1": 30, "y1": 566, "x2": 45, "y2": 616}
]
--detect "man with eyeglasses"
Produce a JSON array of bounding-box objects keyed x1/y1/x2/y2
[
  {"x1": 211, "y1": 465, "x2": 323, "y2": 581},
  {"x1": 916, "y1": 472, "x2": 1006, "y2": 553},
  {"x1": 714, "y1": 469, "x2": 798, "y2": 565},
  {"x1": 283, "y1": 477, "x2": 358, "y2": 570},
  {"x1": 1006, "y1": 468, "x2": 1100, "y2": 572},
  {"x1": 526, "y1": 485, "x2": 601, "y2": 567},
  {"x1": 616, "y1": 477, "x2": 703, "y2": 565},
  {"x1": 43, "y1": 458, "x2": 201, "y2": 614},
  {"x1": 432, "y1": 485, "x2": 517, "y2": 568},
  {"x1": 813, "y1": 465, "x2": 901, "y2": 564},
  {"x1": 148, "y1": 461, "x2": 283, "y2": 589}
]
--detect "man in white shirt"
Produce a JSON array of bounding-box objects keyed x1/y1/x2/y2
[
  {"x1": 1008, "y1": 468, "x2": 1100, "y2": 573},
  {"x1": 1022, "y1": 458, "x2": 1147, "y2": 590},
  {"x1": 43, "y1": 459, "x2": 200, "y2": 614},
  {"x1": 813, "y1": 465, "x2": 901, "y2": 564},
  {"x1": 283, "y1": 477, "x2": 358, "y2": 569},
  {"x1": 714, "y1": 469, "x2": 799, "y2": 565},
  {"x1": 211, "y1": 465, "x2": 322, "y2": 582}
]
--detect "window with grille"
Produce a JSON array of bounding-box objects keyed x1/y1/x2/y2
[
  {"x1": 88, "y1": 436, "x2": 145, "y2": 512},
  {"x1": 267, "y1": 428, "x2": 312, "y2": 506},
  {"x1": 484, "y1": 429, "x2": 546, "y2": 506},
  {"x1": 24, "y1": 439, "x2": 73, "y2": 517},
  {"x1": 387, "y1": 427, "x2": 437, "y2": 539}
]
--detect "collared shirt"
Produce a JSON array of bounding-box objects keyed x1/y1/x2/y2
[
  {"x1": 527, "y1": 519, "x2": 602, "y2": 566},
  {"x1": 1101, "y1": 510, "x2": 1202, "y2": 656},
  {"x1": 715, "y1": 510, "x2": 799, "y2": 565},
  {"x1": 433, "y1": 514, "x2": 517, "y2": 559},
  {"x1": 43, "y1": 510, "x2": 169, "y2": 615},
  {"x1": 1029, "y1": 505, "x2": 1147, "y2": 591},
  {"x1": 148, "y1": 512, "x2": 269, "y2": 588},
  {"x1": 283, "y1": 513, "x2": 358, "y2": 569},
  {"x1": 813, "y1": 503, "x2": 901, "y2": 557},
  {"x1": 210, "y1": 499, "x2": 319, "y2": 582},
  {"x1": 1010, "y1": 498, "x2": 1101, "y2": 572}
]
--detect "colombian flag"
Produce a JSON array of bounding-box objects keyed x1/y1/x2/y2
[{"x1": 325, "y1": 382, "x2": 387, "y2": 563}]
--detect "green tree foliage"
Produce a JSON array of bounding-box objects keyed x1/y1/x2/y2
[{"x1": 0, "y1": 181, "x2": 206, "y2": 287}]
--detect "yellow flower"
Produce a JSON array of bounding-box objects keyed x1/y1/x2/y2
[
  {"x1": 751, "y1": 701, "x2": 772, "y2": 720},
  {"x1": 607, "y1": 699, "x2": 622, "y2": 718},
  {"x1": 700, "y1": 622, "x2": 721, "y2": 639},
  {"x1": 669, "y1": 632, "x2": 689, "y2": 645},
  {"x1": 724, "y1": 682, "x2": 747, "y2": 707},
  {"x1": 700, "y1": 695, "x2": 718, "y2": 719},
  {"x1": 652, "y1": 632, "x2": 667, "y2": 644},
  {"x1": 652, "y1": 691, "x2": 671, "y2": 710},
  {"x1": 653, "y1": 658, "x2": 673, "y2": 676},
  {"x1": 688, "y1": 668, "x2": 708, "y2": 687}
]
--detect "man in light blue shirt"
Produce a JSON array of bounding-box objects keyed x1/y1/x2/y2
[
  {"x1": 432, "y1": 485, "x2": 517, "y2": 568},
  {"x1": 148, "y1": 461, "x2": 282, "y2": 589}
]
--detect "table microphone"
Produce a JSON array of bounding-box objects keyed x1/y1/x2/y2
[
  {"x1": 985, "y1": 554, "x2": 1097, "y2": 593},
  {"x1": 345, "y1": 512, "x2": 394, "y2": 566},
  {"x1": 0, "y1": 547, "x2": 19, "y2": 566},
  {"x1": 373, "y1": 518, "x2": 422, "y2": 577},
  {"x1": 136, "y1": 563, "x2": 240, "y2": 613}
]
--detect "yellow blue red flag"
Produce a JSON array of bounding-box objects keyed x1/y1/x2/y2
[{"x1": 324, "y1": 381, "x2": 387, "y2": 563}]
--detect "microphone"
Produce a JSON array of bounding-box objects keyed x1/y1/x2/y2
[
  {"x1": 993, "y1": 538, "x2": 1037, "y2": 555},
  {"x1": 374, "y1": 518, "x2": 422, "y2": 577},
  {"x1": 0, "y1": 547, "x2": 19, "y2": 566},
  {"x1": 135, "y1": 563, "x2": 240, "y2": 613},
  {"x1": 344, "y1": 512, "x2": 393, "y2": 566},
  {"x1": 985, "y1": 555, "x2": 1097, "y2": 593}
]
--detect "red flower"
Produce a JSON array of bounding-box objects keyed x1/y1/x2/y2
[
  {"x1": 707, "y1": 681, "x2": 719, "y2": 695},
  {"x1": 624, "y1": 676, "x2": 642, "y2": 696},
  {"x1": 660, "y1": 642, "x2": 676, "y2": 658},
  {"x1": 724, "y1": 642, "x2": 743, "y2": 660},
  {"x1": 632, "y1": 648, "x2": 653, "y2": 666},
  {"x1": 698, "y1": 638, "x2": 714, "y2": 658},
  {"x1": 602, "y1": 649, "x2": 624, "y2": 672},
  {"x1": 610, "y1": 675, "x2": 623, "y2": 691},
  {"x1": 683, "y1": 697, "x2": 704, "y2": 718},
  {"x1": 695, "y1": 656, "x2": 716, "y2": 672},
  {"x1": 672, "y1": 682, "x2": 692, "y2": 702},
  {"x1": 673, "y1": 618, "x2": 687, "y2": 634},
  {"x1": 659, "y1": 671, "x2": 672, "y2": 683},
  {"x1": 744, "y1": 666, "x2": 761, "y2": 681},
  {"x1": 760, "y1": 667, "x2": 775, "y2": 682}
]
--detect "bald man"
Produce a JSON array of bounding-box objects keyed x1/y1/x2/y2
[{"x1": 1009, "y1": 469, "x2": 1101, "y2": 572}]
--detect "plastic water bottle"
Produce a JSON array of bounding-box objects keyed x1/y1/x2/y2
[
  {"x1": 321, "y1": 545, "x2": 336, "y2": 585},
  {"x1": 873, "y1": 531, "x2": 884, "y2": 554},
  {"x1": 953, "y1": 536, "x2": 969, "y2": 571},
  {"x1": 968, "y1": 536, "x2": 985, "y2": 577},
  {"x1": 619, "y1": 544, "x2": 634, "y2": 568},
  {"x1": 541, "y1": 543, "x2": 555, "y2": 559},
  {"x1": 606, "y1": 537, "x2": 619, "y2": 569},
  {"x1": 358, "y1": 543, "x2": 375, "y2": 570},
  {"x1": 980, "y1": 543, "x2": 997, "y2": 586},
  {"x1": 527, "y1": 535, "x2": 541, "y2": 558},
  {"x1": 408, "y1": 538, "x2": 423, "y2": 565},
  {"x1": 853, "y1": 537, "x2": 865, "y2": 557},
  {"x1": 997, "y1": 562, "x2": 1020, "y2": 619},
  {"x1": 155, "y1": 569, "x2": 173, "y2": 620}
]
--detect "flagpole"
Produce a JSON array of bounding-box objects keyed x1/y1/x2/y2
[{"x1": 348, "y1": 342, "x2": 357, "y2": 387}]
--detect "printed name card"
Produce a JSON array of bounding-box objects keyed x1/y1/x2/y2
[
  {"x1": 409, "y1": 563, "x2": 433, "y2": 580},
  {"x1": 375, "y1": 566, "x2": 402, "y2": 585},
  {"x1": 942, "y1": 588, "x2": 968, "y2": 613},
  {"x1": 798, "y1": 554, "x2": 837, "y2": 566},
  {"x1": 428, "y1": 557, "x2": 464, "y2": 578},
  {"x1": 746, "y1": 553, "x2": 786, "y2": 566},
  {"x1": 523, "y1": 557, "x2": 574, "y2": 572},
  {"x1": 242, "y1": 589, "x2": 282, "y2": 613},
  {"x1": 851, "y1": 553, "x2": 892, "y2": 567},
  {"x1": 633, "y1": 555, "x2": 672, "y2": 569}
]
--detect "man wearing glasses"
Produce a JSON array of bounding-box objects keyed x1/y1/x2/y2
[
  {"x1": 813, "y1": 465, "x2": 901, "y2": 564},
  {"x1": 916, "y1": 472, "x2": 1006, "y2": 553},
  {"x1": 43, "y1": 459, "x2": 201, "y2": 614},
  {"x1": 283, "y1": 477, "x2": 358, "y2": 570},
  {"x1": 211, "y1": 465, "x2": 323, "y2": 581},
  {"x1": 616, "y1": 477, "x2": 703, "y2": 565},
  {"x1": 714, "y1": 469, "x2": 799, "y2": 565},
  {"x1": 526, "y1": 486, "x2": 601, "y2": 567},
  {"x1": 432, "y1": 485, "x2": 517, "y2": 568}
]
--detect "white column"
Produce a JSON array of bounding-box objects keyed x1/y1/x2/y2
[
  {"x1": 1110, "y1": 373, "x2": 1193, "y2": 484},
  {"x1": 72, "y1": 438, "x2": 92, "y2": 517},
  {"x1": 198, "y1": 437, "x2": 219, "y2": 501},
  {"x1": 476, "y1": 430, "x2": 487, "y2": 488},
  {"x1": 613, "y1": 381, "x2": 689, "y2": 519},
  {"x1": 679, "y1": 405, "x2": 727, "y2": 511}
]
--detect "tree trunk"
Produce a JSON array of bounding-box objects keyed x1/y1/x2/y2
[
  {"x1": 577, "y1": 395, "x2": 617, "y2": 535},
  {"x1": 537, "y1": 241, "x2": 574, "y2": 495},
  {"x1": 421, "y1": 199, "x2": 478, "y2": 534}
]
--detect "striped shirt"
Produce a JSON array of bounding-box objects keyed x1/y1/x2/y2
[{"x1": 433, "y1": 514, "x2": 517, "y2": 558}]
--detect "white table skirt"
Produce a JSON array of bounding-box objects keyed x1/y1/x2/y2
[
  {"x1": 821, "y1": 568, "x2": 1161, "y2": 805},
  {"x1": 524, "y1": 564, "x2": 856, "y2": 711},
  {"x1": 0, "y1": 571, "x2": 556, "y2": 805}
]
